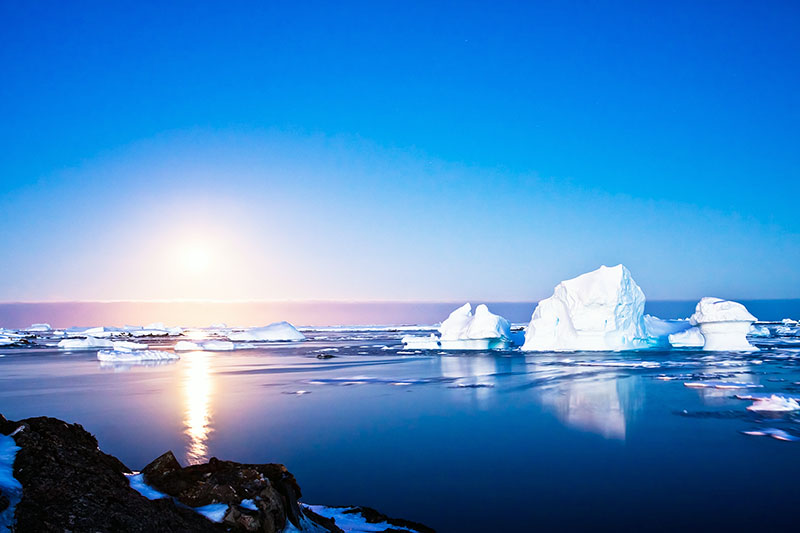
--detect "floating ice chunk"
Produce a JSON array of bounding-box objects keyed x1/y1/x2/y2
[
  {"x1": 746, "y1": 394, "x2": 800, "y2": 412},
  {"x1": 683, "y1": 381, "x2": 761, "y2": 389},
  {"x1": 25, "y1": 323, "x2": 51, "y2": 332},
  {"x1": 522, "y1": 265, "x2": 650, "y2": 352},
  {"x1": 0, "y1": 432, "x2": 23, "y2": 531},
  {"x1": 58, "y1": 336, "x2": 114, "y2": 350},
  {"x1": 748, "y1": 324, "x2": 771, "y2": 337},
  {"x1": 741, "y1": 428, "x2": 800, "y2": 441},
  {"x1": 209, "y1": 322, "x2": 228, "y2": 329},
  {"x1": 782, "y1": 318, "x2": 798, "y2": 325},
  {"x1": 227, "y1": 321, "x2": 306, "y2": 342},
  {"x1": 112, "y1": 340, "x2": 148, "y2": 351},
  {"x1": 403, "y1": 303, "x2": 511, "y2": 351},
  {"x1": 126, "y1": 473, "x2": 168, "y2": 500},
  {"x1": 77, "y1": 326, "x2": 125, "y2": 338},
  {"x1": 174, "y1": 341, "x2": 203, "y2": 352},
  {"x1": 401, "y1": 334, "x2": 441, "y2": 350},
  {"x1": 690, "y1": 297, "x2": 758, "y2": 352},
  {"x1": 174, "y1": 340, "x2": 235, "y2": 352},
  {"x1": 668, "y1": 327, "x2": 705, "y2": 348},
  {"x1": 97, "y1": 350, "x2": 180, "y2": 362}
]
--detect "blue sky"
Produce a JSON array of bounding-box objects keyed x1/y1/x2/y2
[{"x1": 0, "y1": 0, "x2": 798, "y2": 301}]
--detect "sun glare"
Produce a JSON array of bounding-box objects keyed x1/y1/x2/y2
[{"x1": 179, "y1": 242, "x2": 211, "y2": 274}]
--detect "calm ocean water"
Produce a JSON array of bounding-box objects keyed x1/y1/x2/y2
[{"x1": 1, "y1": 301, "x2": 800, "y2": 531}]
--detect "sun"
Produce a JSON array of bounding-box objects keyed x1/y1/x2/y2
[{"x1": 179, "y1": 242, "x2": 211, "y2": 274}]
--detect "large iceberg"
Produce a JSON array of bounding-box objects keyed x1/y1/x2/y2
[
  {"x1": 522, "y1": 265, "x2": 649, "y2": 351},
  {"x1": 689, "y1": 297, "x2": 757, "y2": 351},
  {"x1": 402, "y1": 303, "x2": 511, "y2": 350},
  {"x1": 226, "y1": 321, "x2": 305, "y2": 342}
]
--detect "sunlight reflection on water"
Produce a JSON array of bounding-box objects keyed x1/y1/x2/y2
[{"x1": 182, "y1": 351, "x2": 213, "y2": 464}]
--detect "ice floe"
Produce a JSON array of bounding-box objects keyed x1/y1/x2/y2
[
  {"x1": 57, "y1": 337, "x2": 149, "y2": 351},
  {"x1": 741, "y1": 428, "x2": 800, "y2": 441},
  {"x1": 690, "y1": 297, "x2": 758, "y2": 352},
  {"x1": 0, "y1": 431, "x2": 22, "y2": 531},
  {"x1": 226, "y1": 321, "x2": 306, "y2": 342},
  {"x1": 683, "y1": 380, "x2": 762, "y2": 389},
  {"x1": 96, "y1": 350, "x2": 180, "y2": 362},
  {"x1": 402, "y1": 303, "x2": 511, "y2": 351},
  {"x1": 746, "y1": 394, "x2": 800, "y2": 412},
  {"x1": 174, "y1": 340, "x2": 236, "y2": 352},
  {"x1": 522, "y1": 264, "x2": 649, "y2": 352}
]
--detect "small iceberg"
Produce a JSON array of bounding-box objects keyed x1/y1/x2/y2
[
  {"x1": 522, "y1": 264, "x2": 650, "y2": 351},
  {"x1": 402, "y1": 303, "x2": 511, "y2": 350},
  {"x1": 96, "y1": 350, "x2": 180, "y2": 362},
  {"x1": 25, "y1": 323, "x2": 52, "y2": 333},
  {"x1": 226, "y1": 321, "x2": 306, "y2": 342},
  {"x1": 746, "y1": 394, "x2": 800, "y2": 412},
  {"x1": 58, "y1": 337, "x2": 114, "y2": 350},
  {"x1": 689, "y1": 297, "x2": 758, "y2": 352}
]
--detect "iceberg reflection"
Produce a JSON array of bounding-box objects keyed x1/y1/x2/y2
[
  {"x1": 535, "y1": 366, "x2": 642, "y2": 440},
  {"x1": 182, "y1": 351, "x2": 214, "y2": 464}
]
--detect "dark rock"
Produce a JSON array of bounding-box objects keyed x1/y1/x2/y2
[
  {"x1": 316, "y1": 354, "x2": 336, "y2": 359},
  {"x1": 1, "y1": 413, "x2": 434, "y2": 533},
  {"x1": 3, "y1": 415, "x2": 223, "y2": 532},
  {"x1": 143, "y1": 452, "x2": 303, "y2": 532}
]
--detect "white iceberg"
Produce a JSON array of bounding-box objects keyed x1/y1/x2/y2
[
  {"x1": 690, "y1": 297, "x2": 757, "y2": 351},
  {"x1": 74, "y1": 326, "x2": 124, "y2": 338},
  {"x1": 25, "y1": 323, "x2": 51, "y2": 332},
  {"x1": 749, "y1": 324, "x2": 771, "y2": 337},
  {"x1": 746, "y1": 394, "x2": 800, "y2": 412},
  {"x1": 227, "y1": 321, "x2": 305, "y2": 342},
  {"x1": 401, "y1": 304, "x2": 511, "y2": 350},
  {"x1": 96, "y1": 350, "x2": 179, "y2": 362},
  {"x1": 522, "y1": 264, "x2": 649, "y2": 352},
  {"x1": 111, "y1": 340, "x2": 149, "y2": 351},
  {"x1": 668, "y1": 327, "x2": 705, "y2": 348},
  {"x1": 58, "y1": 337, "x2": 114, "y2": 350}
]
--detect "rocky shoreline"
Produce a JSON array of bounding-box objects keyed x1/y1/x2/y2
[{"x1": 0, "y1": 414, "x2": 433, "y2": 532}]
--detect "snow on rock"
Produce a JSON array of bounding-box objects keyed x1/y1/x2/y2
[
  {"x1": 227, "y1": 321, "x2": 306, "y2": 342},
  {"x1": 96, "y1": 350, "x2": 179, "y2": 362},
  {"x1": 0, "y1": 432, "x2": 23, "y2": 531},
  {"x1": 746, "y1": 394, "x2": 800, "y2": 412},
  {"x1": 522, "y1": 264, "x2": 649, "y2": 352},
  {"x1": 668, "y1": 327, "x2": 705, "y2": 348},
  {"x1": 690, "y1": 297, "x2": 758, "y2": 352}
]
